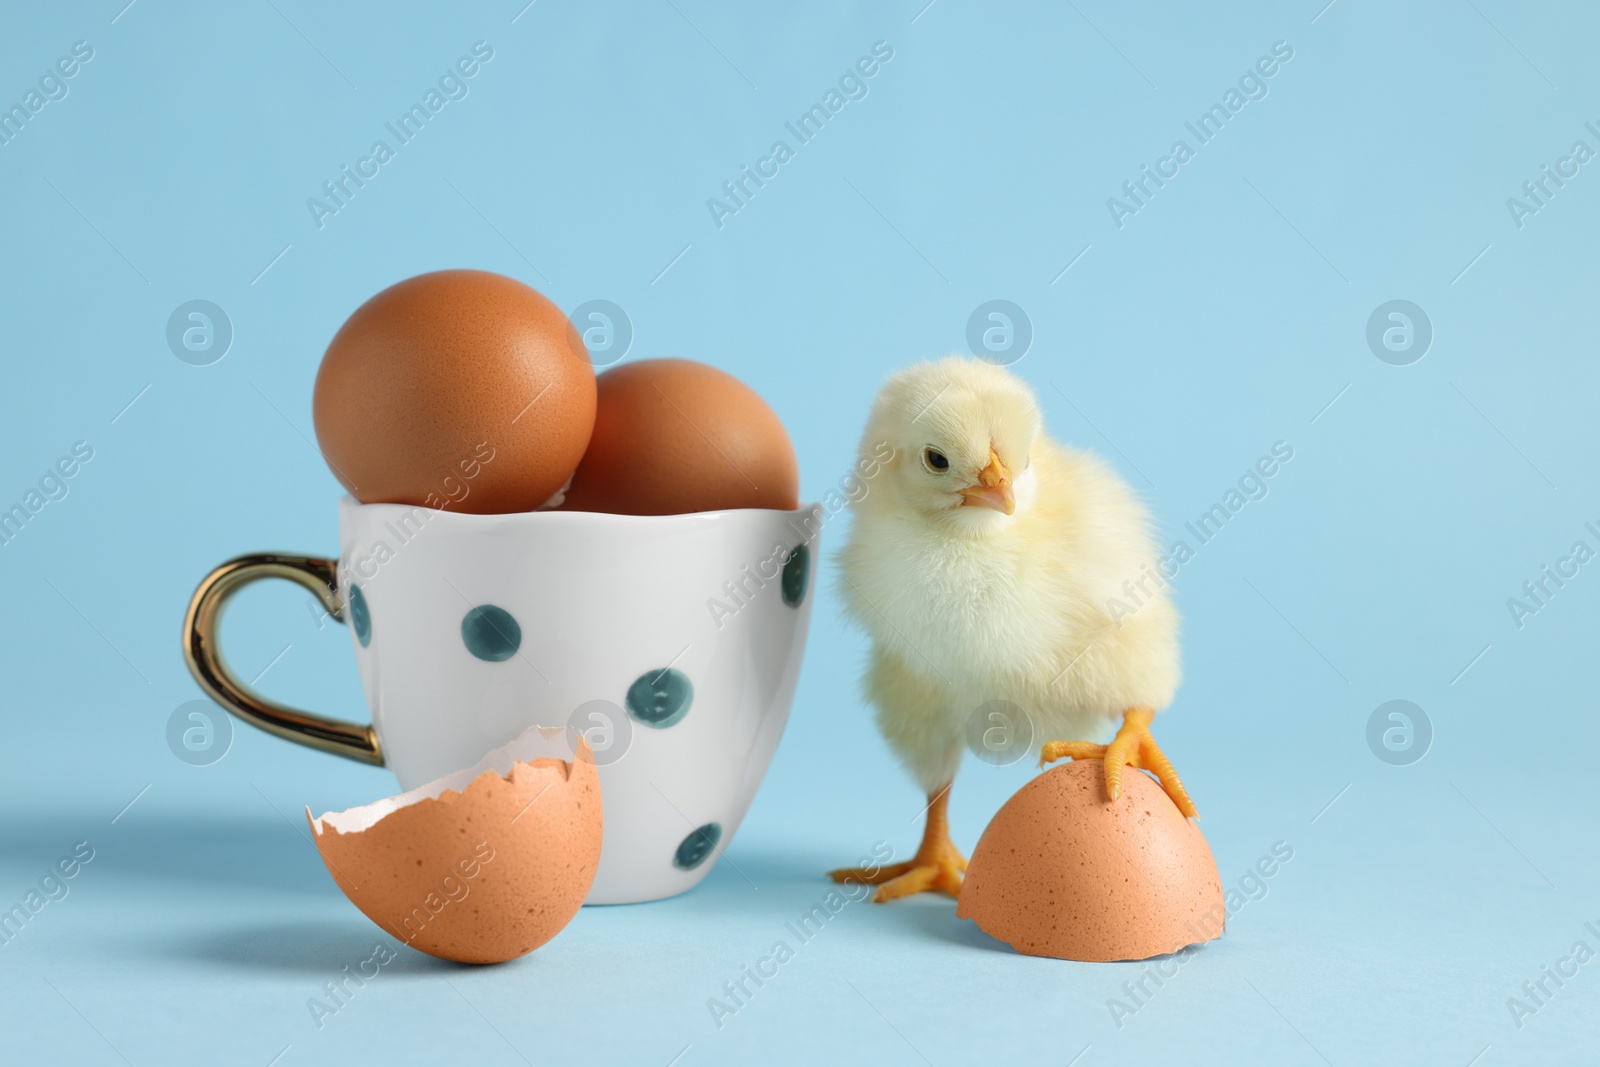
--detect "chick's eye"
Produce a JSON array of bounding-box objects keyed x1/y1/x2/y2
[{"x1": 923, "y1": 448, "x2": 949, "y2": 472}]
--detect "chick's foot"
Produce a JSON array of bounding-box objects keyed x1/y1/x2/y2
[
  {"x1": 827, "y1": 783, "x2": 967, "y2": 902},
  {"x1": 830, "y1": 839, "x2": 966, "y2": 901},
  {"x1": 1040, "y1": 708, "x2": 1197, "y2": 818}
]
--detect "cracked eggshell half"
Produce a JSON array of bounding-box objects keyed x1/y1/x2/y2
[
  {"x1": 307, "y1": 726, "x2": 601, "y2": 965},
  {"x1": 956, "y1": 758, "x2": 1223, "y2": 962}
]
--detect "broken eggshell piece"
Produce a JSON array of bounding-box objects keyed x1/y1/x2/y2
[
  {"x1": 306, "y1": 725, "x2": 602, "y2": 965},
  {"x1": 957, "y1": 758, "x2": 1224, "y2": 962}
]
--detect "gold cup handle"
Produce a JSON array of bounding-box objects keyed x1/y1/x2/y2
[{"x1": 182, "y1": 553, "x2": 384, "y2": 765}]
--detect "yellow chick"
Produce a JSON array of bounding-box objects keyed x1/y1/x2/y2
[{"x1": 829, "y1": 357, "x2": 1194, "y2": 903}]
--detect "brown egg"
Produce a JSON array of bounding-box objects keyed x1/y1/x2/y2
[
  {"x1": 956, "y1": 760, "x2": 1223, "y2": 962},
  {"x1": 560, "y1": 359, "x2": 798, "y2": 515},
  {"x1": 307, "y1": 728, "x2": 602, "y2": 965},
  {"x1": 313, "y1": 270, "x2": 595, "y2": 514}
]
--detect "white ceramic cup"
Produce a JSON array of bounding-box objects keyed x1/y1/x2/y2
[{"x1": 184, "y1": 500, "x2": 821, "y2": 903}]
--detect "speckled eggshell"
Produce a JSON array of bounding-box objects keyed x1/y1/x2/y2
[
  {"x1": 307, "y1": 728, "x2": 602, "y2": 965},
  {"x1": 312, "y1": 270, "x2": 596, "y2": 514},
  {"x1": 559, "y1": 358, "x2": 799, "y2": 515},
  {"x1": 956, "y1": 760, "x2": 1223, "y2": 962}
]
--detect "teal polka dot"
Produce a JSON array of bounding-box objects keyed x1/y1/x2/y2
[
  {"x1": 348, "y1": 585, "x2": 371, "y2": 648},
  {"x1": 781, "y1": 543, "x2": 809, "y2": 607},
  {"x1": 674, "y1": 823, "x2": 721, "y2": 871},
  {"x1": 626, "y1": 667, "x2": 692, "y2": 728},
  {"x1": 461, "y1": 605, "x2": 520, "y2": 662}
]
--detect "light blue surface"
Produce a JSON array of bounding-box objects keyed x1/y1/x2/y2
[{"x1": 2, "y1": 2, "x2": 1596, "y2": 1064}]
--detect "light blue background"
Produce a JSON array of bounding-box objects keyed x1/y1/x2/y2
[{"x1": 2, "y1": 1, "x2": 1596, "y2": 1064}]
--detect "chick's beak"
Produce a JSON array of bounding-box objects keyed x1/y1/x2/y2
[{"x1": 959, "y1": 450, "x2": 1015, "y2": 515}]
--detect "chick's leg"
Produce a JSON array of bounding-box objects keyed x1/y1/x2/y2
[
  {"x1": 827, "y1": 782, "x2": 966, "y2": 902},
  {"x1": 1040, "y1": 708, "x2": 1197, "y2": 818}
]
